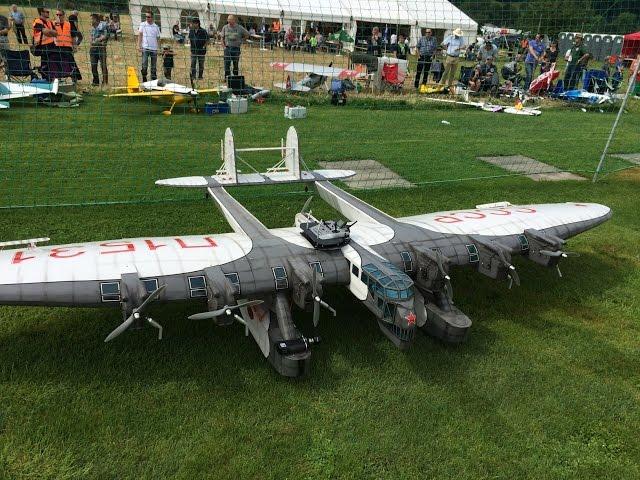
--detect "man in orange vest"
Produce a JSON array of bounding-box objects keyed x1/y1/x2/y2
[
  {"x1": 32, "y1": 7, "x2": 57, "y2": 79},
  {"x1": 54, "y1": 9, "x2": 81, "y2": 82}
]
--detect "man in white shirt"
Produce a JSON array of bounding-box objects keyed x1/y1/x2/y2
[
  {"x1": 138, "y1": 12, "x2": 161, "y2": 81},
  {"x1": 439, "y1": 27, "x2": 466, "y2": 88}
]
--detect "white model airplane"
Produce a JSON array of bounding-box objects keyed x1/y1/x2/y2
[
  {"x1": 0, "y1": 101, "x2": 9, "y2": 109},
  {"x1": 0, "y1": 127, "x2": 611, "y2": 377},
  {"x1": 270, "y1": 62, "x2": 358, "y2": 92},
  {"x1": 0, "y1": 78, "x2": 59, "y2": 102},
  {"x1": 105, "y1": 66, "x2": 226, "y2": 115}
]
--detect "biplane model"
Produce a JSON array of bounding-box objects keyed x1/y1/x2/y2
[
  {"x1": 104, "y1": 66, "x2": 226, "y2": 115},
  {"x1": 0, "y1": 128, "x2": 611, "y2": 377},
  {"x1": 270, "y1": 62, "x2": 358, "y2": 92}
]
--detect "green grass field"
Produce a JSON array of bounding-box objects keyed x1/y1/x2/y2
[{"x1": 1, "y1": 95, "x2": 639, "y2": 479}]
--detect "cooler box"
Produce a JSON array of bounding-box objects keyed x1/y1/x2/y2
[
  {"x1": 284, "y1": 105, "x2": 307, "y2": 119},
  {"x1": 204, "y1": 102, "x2": 230, "y2": 115},
  {"x1": 227, "y1": 97, "x2": 248, "y2": 114}
]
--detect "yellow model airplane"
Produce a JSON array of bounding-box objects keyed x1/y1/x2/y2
[{"x1": 105, "y1": 67, "x2": 225, "y2": 115}]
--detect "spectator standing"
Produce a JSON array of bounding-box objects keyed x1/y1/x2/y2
[
  {"x1": 415, "y1": 28, "x2": 437, "y2": 88},
  {"x1": 394, "y1": 33, "x2": 409, "y2": 60},
  {"x1": 32, "y1": 7, "x2": 57, "y2": 79},
  {"x1": 284, "y1": 27, "x2": 295, "y2": 50},
  {"x1": 540, "y1": 41, "x2": 558, "y2": 73},
  {"x1": 54, "y1": 9, "x2": 81, "y2": 82},
  {"x1": 439, "y1": 28, "x2": 465, "y2": 88},
  {"x1": 367, "y1": 27, "x2": 382, "y2": 56},
  {"x1": 138, "y1": 12, "x2": 161, "y2": 82},
  {"x1": 89, "y1": 13, "x2": 108, "y2": 85},
  {"x1": 563, "y1": 33, "x2": 590, "y2": 90},
  {"x1": 220, "y1": 14, "x2": 249, "y2": 80},
  {"x1": 68, "y1": 10, "x2": 82, "y2": 46},
  {"x1": 9, "y1": 4, "x2": 27, "y2": 44},
  {"x1": 161, "y1": 44, "x2": 174, "y2": 79},
  {"x1": 524, "y1": 33, "x2": 544, "y2": 89},
  {"x1": 0, "y1": 13, "x2": 8, "y2": 68},
  {"x1": 188, "y1": 18, "x2": 208, "y2": 80},
  {"x1": 429, "y1": 50, "x2": 443, "y2": 83}
]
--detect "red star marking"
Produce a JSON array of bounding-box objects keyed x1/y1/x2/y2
[{"x1": 405, "y1": 312, "x2": 417, "y2": 326}]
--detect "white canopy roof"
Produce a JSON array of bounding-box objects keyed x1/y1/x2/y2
[{"x1": 130, "y1": 0, "x2": 477, "y2": 31}]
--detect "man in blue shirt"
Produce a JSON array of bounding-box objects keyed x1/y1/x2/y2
[
  {"x1": 439, "y1": 28, "x2": 465, "y2": 88},
  {"x1": 89, "y1": 13, "x2": 108, "y2": 86},
  {"x1": 9, "y1": 5, "x2": 27, "y2": 44},
  {"x1": 414, "y1": 28, "x2": 437, "y2": 88},
  {"x1": 524, "y1": 33, "x2": 544, "y2": 90}
]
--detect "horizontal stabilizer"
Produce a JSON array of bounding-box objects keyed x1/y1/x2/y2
[{"x1": 156, "y1": 170, "x2": 355, "y2": 188}]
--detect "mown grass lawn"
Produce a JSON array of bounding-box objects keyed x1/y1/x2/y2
[{"x1": 0, "y1": 97, "x2": 639, "y2": 479}]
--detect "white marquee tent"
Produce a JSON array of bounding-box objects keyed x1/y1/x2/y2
[{"x1": 128, "y1": 0, "x2": 477, "y2": 46}]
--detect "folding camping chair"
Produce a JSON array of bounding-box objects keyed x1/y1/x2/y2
[
  {"x1": 459, "y1": 66, "x2": 474, "y2": 86},
  {"x1": 583, "y1": 69, "x2": 608, "y2": 94},
  {"x1": 381, "y1": 63, "x2": 405, "y2": 92},
  {"x1": 3, "y1": 49, "x2": 38, "y2": 81}
]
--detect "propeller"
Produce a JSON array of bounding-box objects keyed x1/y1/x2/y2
[
  {"x1": 435, "y1": 252, "x2": 454, "y2": 302},
  {"x1": 493, "y1": 245, "x2": 520, "y2": 289},
  {"x1": 188, "y1": 299, "x2": 264, "y2": 321},
  {"x1": 300, "y1": 196, "x2": 313, "y2": 215},
  {"x1": 539, "y1": 250, "x2": 579, "y2": 278},
  {"x1": 104, "y1": 284, "x2": 166, "y2": 342},
  {"x1": 312, "y1": 266, "x2": 336, "y2": 327},
  {"x1": 539, "y1": 250, "x2": 580, "y2": 258}
]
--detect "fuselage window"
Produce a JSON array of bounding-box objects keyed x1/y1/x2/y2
[
  {"x1": 100, "y1": 282, "x2": 121, "y2": 302},
  {"x1": 466, "y1": 244, "x2": 479, "y2": 263},
  {"x1": 517, "y1": 234, "x2": 529, "y2": 251},
  {"x1": 377, "y1": 297, "x2": 384, "y2": 309},
  {"x1": 309, "y1": 261, "x2": 323, "y2": 274},
  {"x1": 351, "y1": 264, "x2": 360, "y2": 278},
  {"x1": 400, "y1": 251, "x2": 413, "y2": 272},
  {"x1": 142, "y1": 278, "x2": 158, "y2": 294},
  {"x1": 188, "y1": 275, "x2": 207, "y2": 298},
  {"x1": 272, "y1": 266, "x2": 289, "y2": 290},
  {"x1": 224, "y1": 272, "x2": 241, "y2": 295}
]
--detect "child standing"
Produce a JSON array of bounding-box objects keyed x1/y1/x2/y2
[{"x1": 162, "y1": 44, "x2": 175, "y2": 80}]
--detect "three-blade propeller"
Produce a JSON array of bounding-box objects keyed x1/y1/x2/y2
[
  {"x1": 104, "y1": 284, "x2": 167, "y2": 342},
  {"x1": 188, "y1": 300, "x2": 264, "y2": 321}
]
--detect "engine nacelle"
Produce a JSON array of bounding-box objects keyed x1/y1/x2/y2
[
  {"x1": 204, "y1": 266, "x2": 236, "y2": 325},
  {"x1": 524, "y1": 228, "x2": 565, "y2": 268},
  {"x1": 411, "y1": 245, "x2": 451, "y2": 292},
  {"x1": 287, "y1": 256, "x2": 317, "y2": 310},
  {"x1": 469, "y1": 236, "x2": 516, "y2": 282}
]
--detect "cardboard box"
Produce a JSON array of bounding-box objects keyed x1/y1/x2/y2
[{"x1": 284, "y1": 105, "x2": 307, "y2": 119}]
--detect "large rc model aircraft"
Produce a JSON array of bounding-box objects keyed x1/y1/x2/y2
[
  {"x1": 270, "y1": 62, "x2": 358, "y2": 92},
  {"x1": 0, "y1": 128, "x2": 611, "y2": 377},
  {"x1": 104, "y1": 66, "x2": 225, "y2": 115}
]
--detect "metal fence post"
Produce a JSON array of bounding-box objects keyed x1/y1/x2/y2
[{"x1": 593, "y1": 55, "x2": 640, "y2": 182}]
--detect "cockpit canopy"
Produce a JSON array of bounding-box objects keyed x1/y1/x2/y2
[{"x1": 362, "y1": 262, "x2": 414, "y2": 300}]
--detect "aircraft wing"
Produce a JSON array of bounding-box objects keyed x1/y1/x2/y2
[
  {"x1": 0, "y1": 233, "x2": 253, "y2": 303},
  {"x1": 196, "y1": 87, "x2": 225, "y2": 94},
  {"x1": 398, "y1": 202, "x2": 611, "y2": 241},
  {"x1": 104, "y1": 90, "x2": 176, "y2": 98},
  {"x1": 0, "y1": 79, "x2": 59, "y2": 100},
  {"x1": 270, "y1": 62, "x2": 358, "y2": 79}
]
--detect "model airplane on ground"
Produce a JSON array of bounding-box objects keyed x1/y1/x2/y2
[
  {"x1": 422, "y1": 91, "x2": 542, "y2": 116},
  {"x1": 0, "y1": 101, "x2": 9, "y2": 109},
  {"x1": 0, "y1": 128, "x2": 611, "y2": 377},
  {"x1": 0, "y1": 78, "x2": 59, "y2": 103},
  {"x1": 270, "y1": 62, "x2": 358, "y2": 92},
  {"x1": 104, "y1": 66, "x2": 226, "y2": 115}
]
